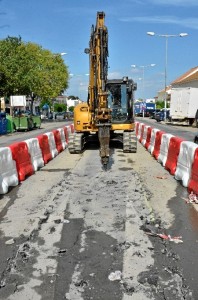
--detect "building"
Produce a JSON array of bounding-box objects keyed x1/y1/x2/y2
[{"x1": 171, "y1": 66, "x2": 198, "y2": 88}]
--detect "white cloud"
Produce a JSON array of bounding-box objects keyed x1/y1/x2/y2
[{"x1": 119, "y1": 15, "x2": 198, "y2": 30}]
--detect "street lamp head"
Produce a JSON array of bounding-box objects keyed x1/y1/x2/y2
[
  {"x1": 147, "y1": 32, "x2": 155, "y2": 36},
  {"x1": 131, "y1": 64, "x2": 136, "y2": 68},
  {"x1": 60, "y1": 52, "x2": 67, "y2": 56},
  {"x1": 179, "y1": 33, "x2": 188, "y2": 37},
  {"x1": 150, "y1": 64, "x2": 156, "y2": 67}
]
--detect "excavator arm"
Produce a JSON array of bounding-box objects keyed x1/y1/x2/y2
[{"x1": 85, "y1": 12, "x2": 111, "y2": 166}]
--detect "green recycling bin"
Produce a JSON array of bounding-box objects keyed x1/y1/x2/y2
[{"x1": 6, "y1": 115, "x2": 14, "y2": 133}]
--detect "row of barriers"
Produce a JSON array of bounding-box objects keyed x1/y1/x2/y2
[
  {"x1": 0, "y1": 124, "x2": 74, "y2": 194},
  {"x1": 136, "y1": 122, "x2": 198, "y2": 196}
]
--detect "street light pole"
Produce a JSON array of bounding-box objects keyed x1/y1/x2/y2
[
  {"x1": 131, "y1": 64, "x2": 156, "y2": 118},
  {"x1": 147, "y1": 31, "x2": 188, "y2": 121}
]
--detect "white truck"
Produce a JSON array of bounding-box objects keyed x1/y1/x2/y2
[{"x1": 170, "y1": 87, "x2": 198, "y2": 126}]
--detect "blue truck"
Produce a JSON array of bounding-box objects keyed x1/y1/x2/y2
[{"x1": 134, "y1": 102, "x2": 156, "y2": 117}]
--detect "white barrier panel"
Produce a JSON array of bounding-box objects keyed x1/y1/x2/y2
[
  {"x1": 44, "y1": 132, "x2": 58, "y2": 158},
  {"x1": 25, "y1": 138, "x2": 44, "y2": 171},
  {"x1": 158, "y1": 133, "x2": 174, "y2": 166},
  {"x1": 174, "y1": 141, "x2": 198, "y2": 187},
  {"x1": 141, "y1": 125, "x2": 151, "y2": 147},
  {"x1": 57, "y1": 128, "x2": 67, "y2": 150},
  {"x1": 137, "y1": 123, "x2": 144, "y2": 140},
  {"x1": 0, "y1": 147, "x2": 19, "y2": 194},
  {"x1": 148, "y1": 128, "x2": 159, "y2": 154},
  {"x1": 66, "y1": 125, "x2": 72, "y2": 135}
]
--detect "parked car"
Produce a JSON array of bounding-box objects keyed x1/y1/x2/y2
[
  {"x1": 55, "y1": 112, "x2": 66, "y2": 120},
  {"x1": 155, "y1": 109, "x2": 170, "y2": 122}
]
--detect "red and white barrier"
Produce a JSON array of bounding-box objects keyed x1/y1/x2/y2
[
  {"x1": 141, "y1": 125, "x2": 151, "y2": 147},
  {"x1": 158, "y1": 133, "x2": 174, "y2": 166},
  {"x1": 57, "y1": 128, "x2": 67, "y2": 150},
  {"x1": 137, "y1": 123, "x2": 144, "y2": 140},
  {"x1": 25, "y1": 138, "x2": 44, "y2": 171},
  {"x1": 152, "y1": 130, "x2": 165, "y2": 160},
  {"x1": 0, "y1": 123, "x2": 74, "y2": 194},
  {"x1": 174, "y1": 141, "x2": 198, "y2": 187},
  {"x1": 44, "y1": 132, "x2": 58, "y2": 158},
  {"x1": 9, "y1": 141, "x2": 35, "y2": 182},
  {"x1": 188, "y1": 148, "x2": 198, "y2": 195},
  {"x1": 0, "y1": 147, "x2": 19, "y2": 194},
  {"x1": 53, "y1": 129, "x2": 64, "y2": 153},
  {"x1": 165, "y1": 136, "x2": 184, "y2": 176},
  {"x1": 148, "y1": 128, "x2": 160, "y2": 155},
  {"x1": 145, "y1": 126, "x2": 152, "y2": 150},
  {"x1": 37, "y1": 134, "x2": 53, "y2": 164}
]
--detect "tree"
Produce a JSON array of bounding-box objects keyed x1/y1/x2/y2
[{"x1": 0, "y1": 36, "x2": 69, "y2": 112}]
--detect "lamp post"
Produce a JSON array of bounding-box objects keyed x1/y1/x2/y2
[
  {"x1": 147, "y1": 31, "x2": 188, "y2": 121},
  {"x1": 131, "y1": 64, "x2": 156, "y2": 118}
]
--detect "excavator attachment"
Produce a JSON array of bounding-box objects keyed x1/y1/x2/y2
[{"x1": 98, "y1": 125, "x2": 111, "y2": 167}]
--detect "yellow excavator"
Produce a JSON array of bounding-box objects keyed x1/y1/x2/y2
[{"x1": 68, "y1": 11, "x2": 137, "y2": 166}]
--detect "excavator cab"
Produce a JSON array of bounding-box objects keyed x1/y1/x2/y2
[{"x1": 107, "y1": 77, "x2": 137, "y2": 124}]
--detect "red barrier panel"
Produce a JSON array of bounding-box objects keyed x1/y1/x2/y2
[
  {"x1": 135, "y1": 122, "x2": 139, "y2": 136},
  {"x1": 145, "y1": 127, "x2": 152, "y2": 150},
  {"x1": 139, "y1": 124, "x2": 145, "y2": 143},
  {"x1": 165, "y1": 136, "x2": 183, "y2": 175},
  {"x1": 37, "y1": 134, "x2": 53, "y2": 164},
  {"x1": 9, "y1": 141, "x2": 34, "y2": 182},
  {"x1": 188, "y1": 148, "x2": 198, "y2": 195},
  {"x1": 70, "y1": 124, "x2": 74, "y2": 133},
  {"x1": 63, "y1": 126, "x2": 69, "y2": 144},
  {"x1": 53, "y1": 129, "x2": 64, "y2": 153},
  {"x1": 152, "y1": 131, "x2": 165, "y2": 160}
]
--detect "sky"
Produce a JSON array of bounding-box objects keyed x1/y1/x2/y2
[{"x1": 0, "y1": 0, "x2": 197, "y2": 101}]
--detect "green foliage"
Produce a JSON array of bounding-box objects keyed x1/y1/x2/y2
[
  {"x1": 156, "y1": 101, "x2": 164, "y2": 109},
  {"x1": 54, "y1": 103, "x2": 67, "y2": 112},
  {"x1": 0, "y1": 36, "x2": 69, "y2": 101},
  {"x1": 69, "y1": 106, "x2": 74, "y2": 112}
]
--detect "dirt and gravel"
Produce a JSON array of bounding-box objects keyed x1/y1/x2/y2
[{"x1": 0, "y1": 139, "x2": 196, "y2": 299}]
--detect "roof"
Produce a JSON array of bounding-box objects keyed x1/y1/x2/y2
[{"x1": 171, "y1": 66, "x2": 198, "y2": 85}]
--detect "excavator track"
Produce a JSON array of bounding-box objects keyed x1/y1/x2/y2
[
  {"x1": 68, "y1": 133, "x2": 84, "y2": 154},
  {"x1": 123, "y1": 131, "x2": 137, "y2": 153}
]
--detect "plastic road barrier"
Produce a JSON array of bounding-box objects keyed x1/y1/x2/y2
[
  {"x1": 70, "y1": 124, "x2": 74, "y2": 133},
  {"x1": 53, "y1": 129, "x2": 64, "y2": 153},
  {"x1": 57, "y1": 128, "x2": 67, "y2": 150},
  {"x1": 139, "y1": 124, "x2": 145, "y2": 143},
  {"x1": 44, "y1": 132, "x2": 58, "y2": 159},
  {"x1": 25, "y1": 138, "x2": 44, "y2": 171},
  {"x1": 152, "y1": 131, "x2": 165, "y2": 160},
  {"x1": 145, "y1": 126, "x2": 153, "y2": 150},
  {"x1": 141, "y1": 125, "x2": 151, "y2": 147},
  {"x1": 63, "y1": 126, "x2": 69, "y2": 144},
  {"x1": 188, "y1": 148, "x2": 198, "y2": 195},
  {"x1": 148, "y1": 128, "x2": 160, "y2": 155},
  {"x1": 0, "y1": 147, "x2": 19, "y2": 194},
  {"x1": 165, "y1": 136, "x2": 184, "y2": 176},
  {"x1": 9, "y1": 141, "x2": 34, "y2": 182},
  {"x1": 174, "y1": 141, "x2": 198, "y2": 187},
  {"x1": 137, "y1": 123, "x2": 144, "y2": 140},
  {"x1": 158, "y1": 133, "x2": 174, "y2": 167},
  {"x1": 135, "y1": 122, "x2": 140, "y2": 137},
  {"x1": 37, "y1": 134, "x2": 53, "y2": 164}
]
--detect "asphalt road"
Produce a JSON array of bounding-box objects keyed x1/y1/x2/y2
[
  {"x1": 0, "y1": 120, "x2": 72, "y2": 147},
  {"x1": 135, "y1": 117, "x2": 198, "y2": 142}
]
